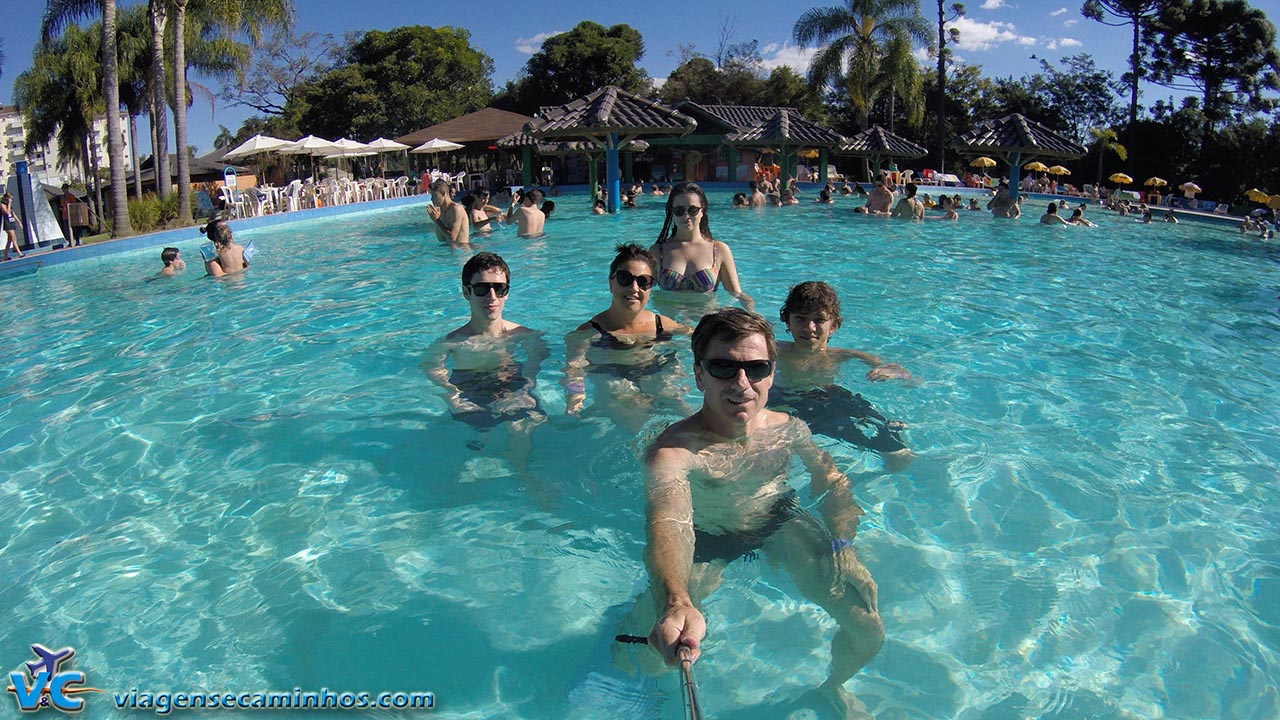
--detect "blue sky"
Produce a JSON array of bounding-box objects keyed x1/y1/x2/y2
[{"x1": 2, "y1": 0, "x2": 1278, "y2": 156}]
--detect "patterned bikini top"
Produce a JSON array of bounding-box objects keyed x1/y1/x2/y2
[{"x1": 658, "y1": 243, "x2": 718, "y2": 293}]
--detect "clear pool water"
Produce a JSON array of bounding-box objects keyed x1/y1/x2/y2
[{"x1": 1, "y1": 191, "x2": 1278, "y2": 719}]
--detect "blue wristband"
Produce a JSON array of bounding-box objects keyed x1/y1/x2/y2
[{"x1": 831, "y1": 538, "x2": 854, "y2": 552}]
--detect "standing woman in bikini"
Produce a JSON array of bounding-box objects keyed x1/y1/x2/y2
[
  {"x1": 648, "y1": 182, "x2": 753, "y2": 317},
  {"x1": 1, "y1": 193, "x2": 25, "y2": 261}
]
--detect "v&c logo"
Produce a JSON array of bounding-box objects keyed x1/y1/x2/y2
[{"x1": 6, "y1": 644, "x2": 105, "y2": 713}]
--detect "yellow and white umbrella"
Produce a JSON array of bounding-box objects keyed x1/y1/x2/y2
[
  {"x1": 1245, "y1": 187, "x2": 1271, "y2": 202},
  {"x1": 1144, "y1": 177, "x2": 1168, "y2": 187},
  {"x1": 1109, "y1": 173, "x2": 1133, "y2": 184},
  {"x1": 1179, "y1": 181, "x2": 1202, "y2": 194},
  {"x1": 970, "y1": 156, "x2": 997, "y2": 169},
  {"x1": 1047, "y1": 165, "x2": 1071, "y2": 176},
  {"x1": 1023, "y1": 161, "x2": 1049, "y2": 172}
]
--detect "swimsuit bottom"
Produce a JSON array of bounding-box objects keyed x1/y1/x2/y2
[
  {"x1": 590, "y1": 349, "x2": 679, "y2": 382},
  {"x1": 449, "y1": 368, "x2": 545, "y2": 430},
  {"x1": 693, "y1": 491, "x2": 799, "y2": 564},
  {"x1": 772, "y1": 385, "x2": 907, "y2": 454}
]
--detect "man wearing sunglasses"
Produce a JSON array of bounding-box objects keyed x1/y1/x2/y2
[
  {"x1": 423, "y1": 252, "x2": 548, "y2": 477},
  {"x1": 642, "y1": 308, "x2": 883, "y2": 716}
]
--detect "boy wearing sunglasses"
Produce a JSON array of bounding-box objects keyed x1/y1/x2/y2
[
  {"x1": 642, "y1": 308, "x2": 882, "y2": 717},
  {"x1": 423, "y1": 252, "x2": 548, "y2": 475}
]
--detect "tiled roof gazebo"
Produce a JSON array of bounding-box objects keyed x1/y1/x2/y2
[{"x1": 951, "y1": 114, "x2": 1087, "y2": 199}]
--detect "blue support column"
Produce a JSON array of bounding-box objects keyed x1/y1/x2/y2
[
  {"x1": 1008, "y1": 152, "x2": 1022, "y2": 202},
  {"x1": 606, "y1": 132, "x2": 621, "y2": 214}
]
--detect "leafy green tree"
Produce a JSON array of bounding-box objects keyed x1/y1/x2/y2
[
  {"x1": 219, "y1": 29, "x2": 340, "y2": 117},
  {"x1": 1036, "y1": 55, "x2": 1123, "y2": 143},
  {"x1": 792, "y1": 0, "x2": 932, "y2": 131},
  {"x1": 214, "y1": 124, "x2": 236, "y2": 148},
  {"x1": 43, "y1": 0, "x2": 133, "y2": 235},
  {"x1": 660, "y1": 57, "x2": 721, "y2": 104},
  {"x1": 761, "y1": 66, "x2": 827, "y2": 121},
  {"x1": 1148, "y1": 0, "x2": 1280, "y2": 134},
  {"x1": 503, "y1": 21, "x2": 648, "y2": 112},
  {"x1": 290, "y1": 25, "x2": 493, "y2": 139}
]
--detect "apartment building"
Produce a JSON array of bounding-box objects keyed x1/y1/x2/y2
[{"x1": 0, "y1": 104, "x2": 133, "y2": 188}]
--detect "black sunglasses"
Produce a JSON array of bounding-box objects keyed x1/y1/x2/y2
[
  {"x1": 700, "y1": 358, "x2": 773, "y2": 381},
  {"x1": 465, "y1": 282, "x2": 509, "y2": 297},
  {"x1": 671, "y1": 205, "x2": 703, "y2": 217},
  {"x1": 611, "y1": 269, "x2": 656, "y2": 290}
]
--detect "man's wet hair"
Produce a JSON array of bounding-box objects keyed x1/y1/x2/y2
[
  {"x1": 429, "y1": 179, "x2": 453, "y2": 195},
  {"x1": 780, "y1": 281, "x2": 843, "y2": 330},
  {"x1": 610, "y1": 243, "x2": 658, "y2": 276},
  {"x1": 461, "y1": 251, "x2": 509, "y2": 285},
  {"x1": 692, "y1": 308, "x2": 777, "y2": 364},
  {"x1": 161, "y1": 247, "x2": 180, "y2": 266}
]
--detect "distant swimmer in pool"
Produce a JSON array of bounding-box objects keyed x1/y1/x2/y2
[
  {"x1": 463, "y1": 189, "x2": 503, "y2": 235},
  {"x1": 987, "y1": 181, "x2": 1021, "y2": 219},
  {"x1": 563, "y1": 244, "x2": 691, "y2": 433},
  {"x1": 856, "y1": 176, "x2": 895, "y2": 215},
  {"x1": 426, "y1": 179, "x2": 469, "y2": 248},
  {"x1": 505, "y1": 188, "x2": 546, "y2": 237},
  {"x1": 1040, "y1": 202, "x2": 1069, "y2": 225},
  {"x1": 772, "y1": 281, "x2": 915, "y2": 472},
  {"x1": 201, "y1": 217, "x2": 250, "y2": 276},
  {"x1": 156, "y1": 247, "x2": 186, "y2": 277},
  {"x1": 634, "y1": 308, "x2": 882, "y2": 718},
  {"x1": 423, "y1": 252, "x2": 548, "y2": 476},
  {"x1": 649, "y1": 182, "x2": 754, "y2": 314},
  {"x1": 891, "y1": 182, "x2": 925, "y2": 220}
]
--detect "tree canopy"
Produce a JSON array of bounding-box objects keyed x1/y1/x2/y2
[{"x1": 494, "y1": 21, "x2": 648, "y2": 114}]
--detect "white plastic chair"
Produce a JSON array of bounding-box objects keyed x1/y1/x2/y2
[
  {"x1": 281, "y1": 180, "x2": 303, "y2": 212},
  {"x1": 219, "y1": 186, "x2": 244, "y2": 218}
]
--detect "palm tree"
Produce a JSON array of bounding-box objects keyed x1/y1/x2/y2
[
  {"x1": 876, "y1": 33, "x2": 924, "y2": 133},
  {"x1": 169, "y1": 0, "x2": 294, "y2": 223},
  {"x1": 792, "y1": 0, "x2": 932, "y2": 131},
  {"x1": 1089, "y1": 127, "x2": 1128, "y2": 186},
  {"x1": 43, "y1": 0, "x2": 133, "y2": 236},
  {"x1": 147, "y1": 0, "x2": 171, "y2": 198}
]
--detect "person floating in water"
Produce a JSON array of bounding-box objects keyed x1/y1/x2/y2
[
  {"x1": 772, "y1": 281, "x2": 915, "y2": 472},
  {"x1": 423, "y1": 252, "x2": 548, "y2": 477},
  {"x1": 640, "y1": 308, "x2": 883, "y2": 717}
]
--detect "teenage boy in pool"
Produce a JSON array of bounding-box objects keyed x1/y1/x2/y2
[
  {"x1": 156, "y1": 247, "x2": 186, "y2": 277},
  {"x1": 773, "y1": 281, "x2": 915, "y2": 472},
  {"x1": 423, "y1": 252, "x2": 548, "y2": 477},
  {"x1": 505, "y1": 188, "x2": 546, "y2": 237},
  {"x1": 642, "y1": 308, "x2": 883, "y2": 717}
]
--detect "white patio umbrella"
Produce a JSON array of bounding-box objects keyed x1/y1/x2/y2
[
  {"x1": 366, "y1": 138, "x2": 410, "y2": 176},
  {"x1": 323, "y1": 138, "x2": 377, "y2": 179},
  {"x1": 222, "y1": 134, "x2": 293, "y2": 185},
  {"x1": 278, "y1": 135, "x2": 339, "y2": 179},
  {"x1": 410, "y1": 138, "x2": 464, "y2": 171}
]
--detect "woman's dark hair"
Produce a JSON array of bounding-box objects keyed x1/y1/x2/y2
[
  {"x1": 200, "y1": 217, "x2": 233, "y2": 246},
  {"x1": 780, "y1": 281, "x2": 843, "y2": 330},
  {"x1": 656, "y1": 182, "x2": 713, "y2": 243},
  {"x1": 610, "y1": 243, "x2": 658, "y2": 276},
  {"x1": 731, "y1": 193, "x2": 747, "y2": 206},
  {"x1": 540, "y1": 200, "x2": 555, "y2": 218}
]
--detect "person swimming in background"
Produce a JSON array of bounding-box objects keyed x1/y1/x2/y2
[
  {"x1": 464, "y1": 189, "x2": 504, "y2": 234},
  {"x1": 562, "y1": 243, "x2": 690, "y2": 432},
  {"x1": 891, "y1": 183, "x2": 925, "y2": 220},
  {"x1": 1068, "y1": 207, "x2": 1097, "y2": 227},
  {"x1": 1040, "y1": 202, "x2": 1069, "y2": 225},
  {"x1": 771, "y1": 281, "x2": 915, "y2": 472},
  {"x1": 987, "y1": 181, "x2": 1021, "y2": 219},
  {"x1": 506, "y1": 188, "x2": 546, "y2": 237},
  {"x1": 422, "y1": 251, "x2": 549, "y2": 480},
  {"x1": 156, "y1": 247, "x2": 185, "y2": 277},
  {"x1": 649, "y1": 182, "x2": 753, "y2": 313},
  {"x1": 816, "y1": 187, "x2": 835, "y2": 204},
  {"x1": 427, "y1": 179, "x2": 469, "y2": 247},
  {"x1": 200, "y1": 216, "x2": 250, "y2": 277},
  {"x1": 1163, "y1": 209, "x2": 1178, "y2": 223},
  {"x1": 731, "y1": 192, "x2": 749, "y2": 208},
  {"x1": 592, "y1": 198, "x2": 607, "y2": 215}
]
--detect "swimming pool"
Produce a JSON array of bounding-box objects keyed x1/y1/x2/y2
[{"x1": 1, "y1": 190, "x2": 1277, "y2": 719}]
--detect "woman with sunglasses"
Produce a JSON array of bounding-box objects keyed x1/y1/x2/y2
[
  {"x1": 649, "y1": 182, "x2": 753, "y2": 314},
  {"x1": 562, "y1": 244, "x2": 690, "y2": 428}
]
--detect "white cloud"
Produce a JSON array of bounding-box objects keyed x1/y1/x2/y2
[
  {"x1": 949, "y1": 17, "x2": 1036, "y2": 51},
  {"x1": 515, "y1": 31, "x2": 565, "y2": 54},
  {"x1": 1064, "y1": 19, "x2": 1078, "y2": 26},
  {"x1": 759, "y1": 41, "x2": 819, "y2": 74},
  {"x1": 981, "y1": 0, "x2": 1007, "y2": 8},
  {"x1": 1045, "y1": 37, "x2": 1083, "y2": 50},
  {"x1": 1050, "y1": 7, "x2": 1068, "y2": 16}
]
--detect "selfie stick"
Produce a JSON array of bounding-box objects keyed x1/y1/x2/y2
[{"x1": 614, "y1": 635, "x2": 703, "y2": 720}]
